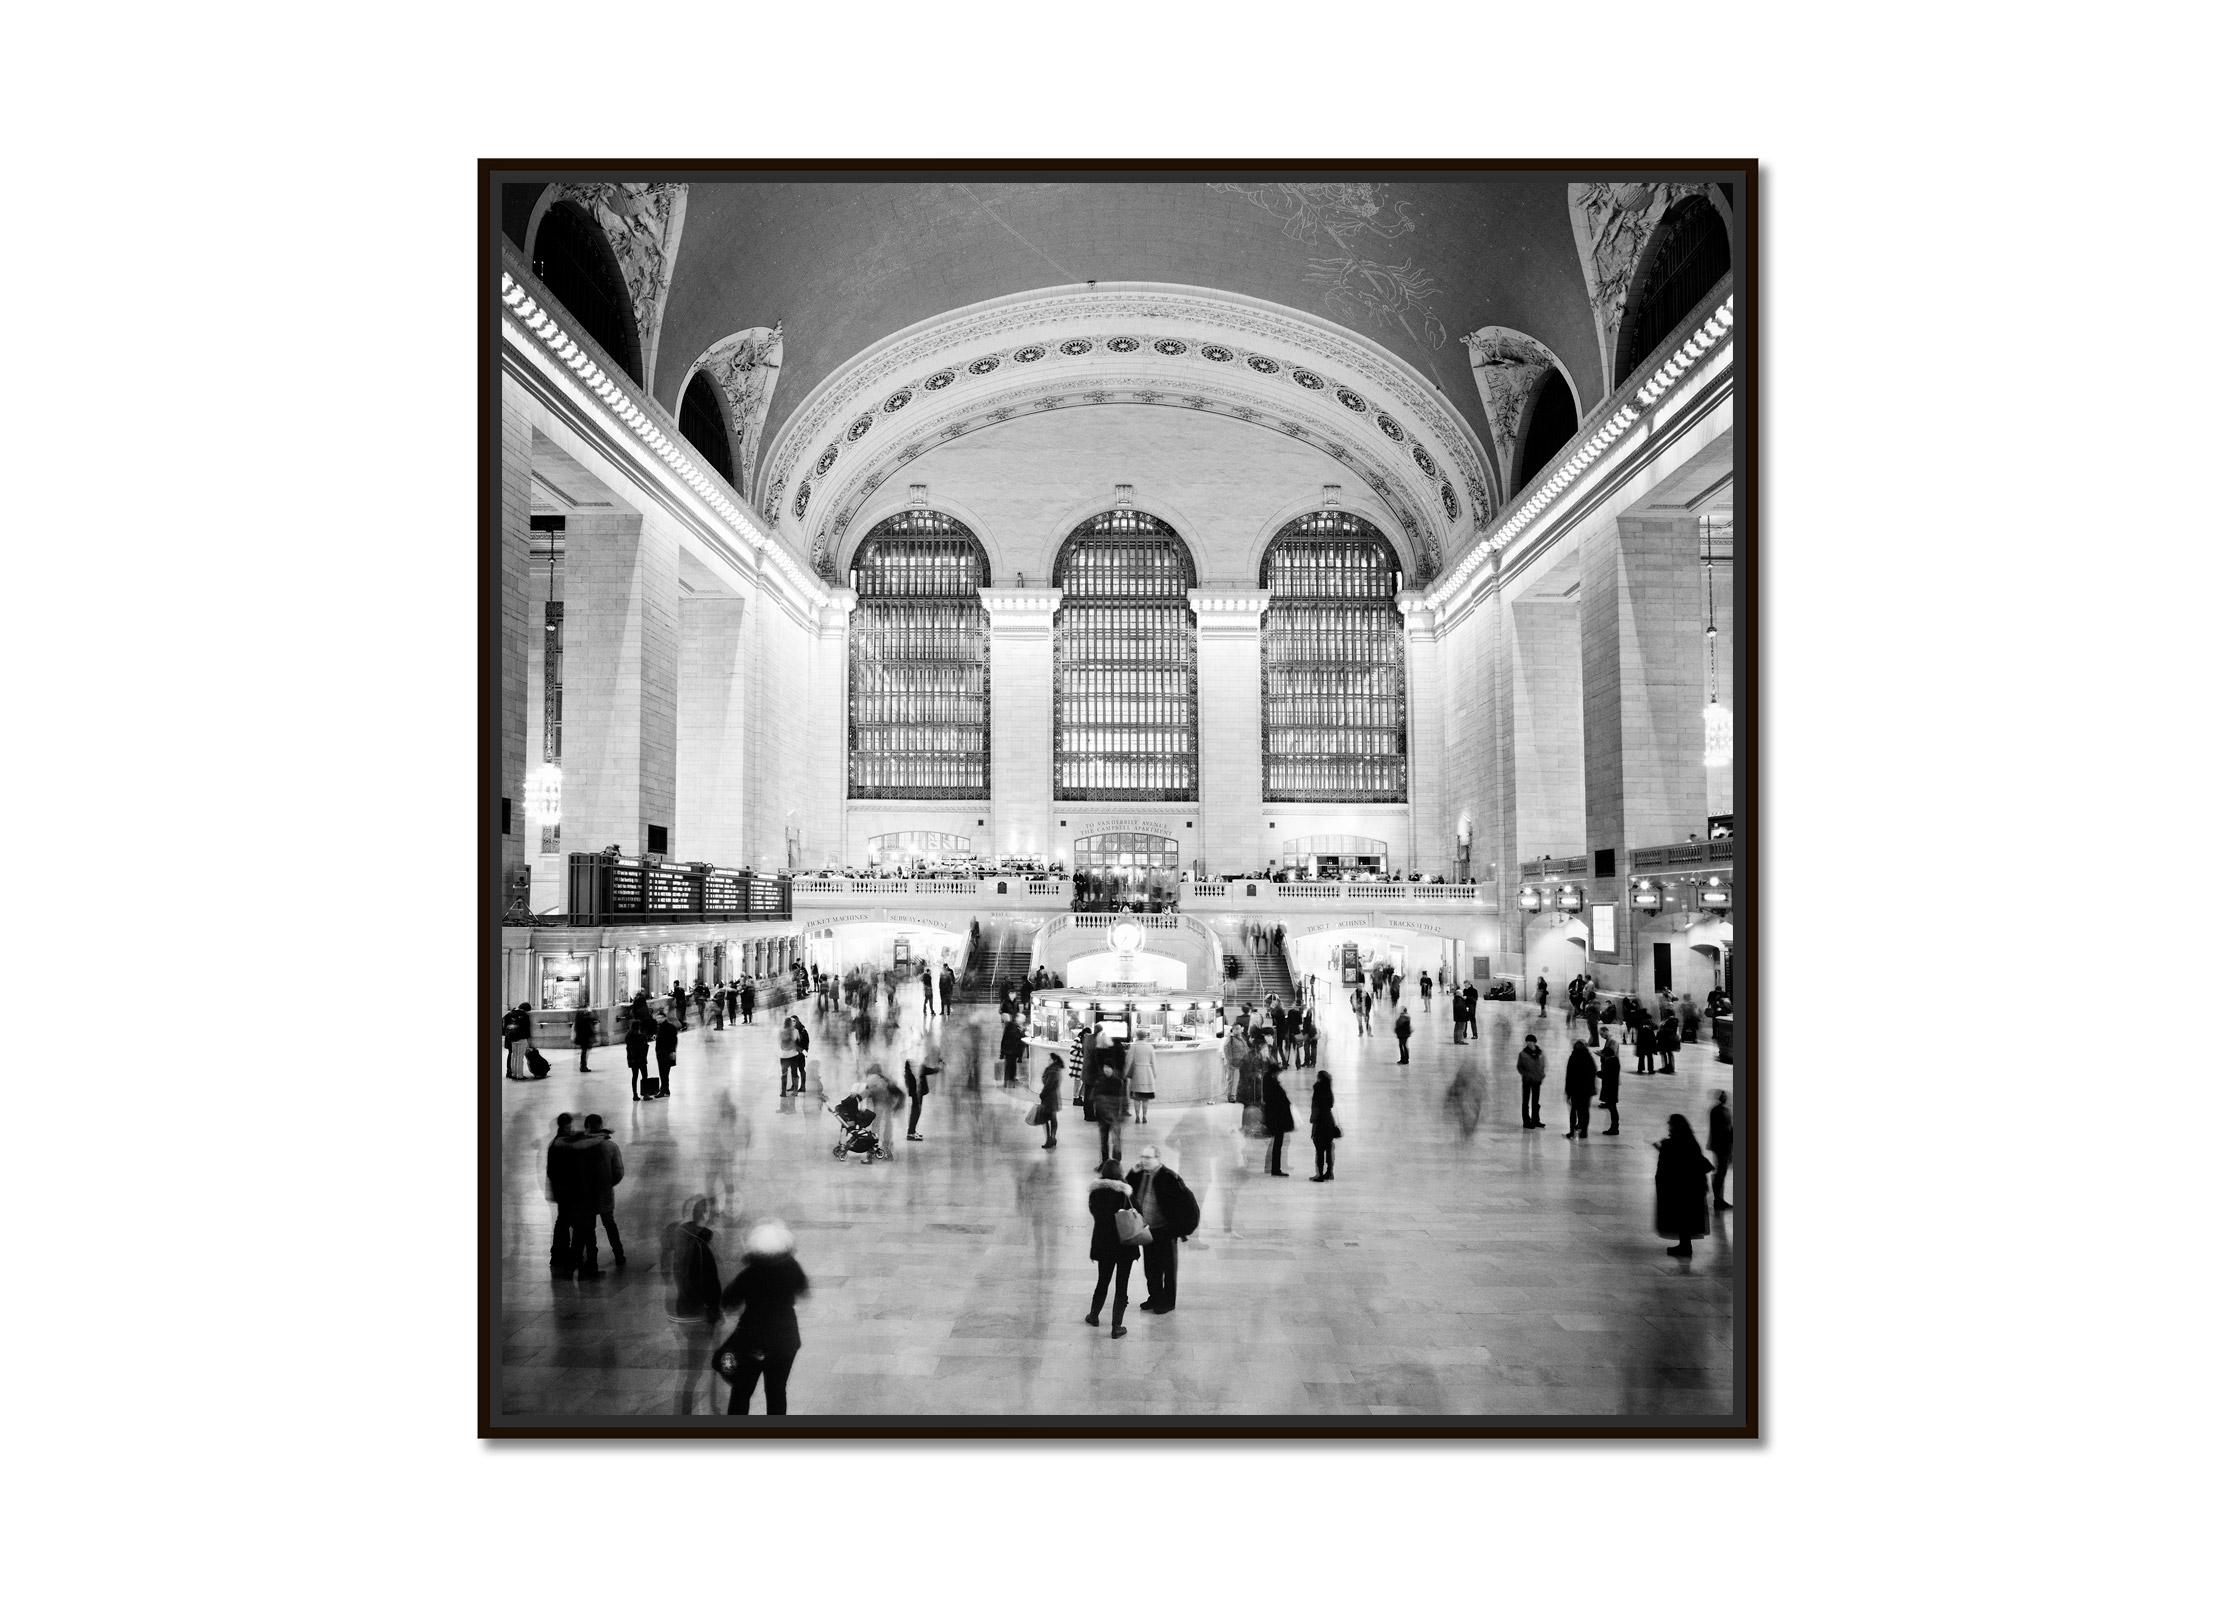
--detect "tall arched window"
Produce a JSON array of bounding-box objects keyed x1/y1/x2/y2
[
  {"x1": 1514, "y1": 366, "x2": 1579, "y2": 495},
  {"x1": 1053, "y1": 510, "x2": 1197, "y2": 801},
  {"x1": 1260, "y1": 511, "x2": 1407, "y2": 802},
  {"x1": 678, "y1": 370, "x2": 736, "y2": 488},
  {"x1": 1615, "y1": 196, "x2": 1730, "y2": 385},
  {"x1": 848, "y1": 511, "x2": 991, "y2": 799},
  {"x1": 530, "y1": 200, "x2": 643, "y2": 385}
]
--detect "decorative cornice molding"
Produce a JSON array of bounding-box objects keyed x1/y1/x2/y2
[
  {"x1": 498, "y1": 249, "x2": 848, "y2": 624},
  {"x1": 1188, "y1": 588, "x2": 1273, "y2": 618},
  {"x1": 978, "y1": 587, "x2": 1064, "y2": 614},
  {"x1": 809, "y1": 368, "x2": 1446, "y2": 585},
  {"x1": 1424, "y1": 292, "x2": 1734, "y2": 616},
  {"x1": 758, "y1": 285, "x2": 1496, "y2": 582}
]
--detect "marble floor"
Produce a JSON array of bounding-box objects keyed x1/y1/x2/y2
[{"x1": 496, "y1": 988, "x2": 1738, "y2": 1423}]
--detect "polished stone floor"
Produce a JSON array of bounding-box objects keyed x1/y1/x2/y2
[{"x1": 497, "y1": 986, "x2": 1737, "y2": 1420}]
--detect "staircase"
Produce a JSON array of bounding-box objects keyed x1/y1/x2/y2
[
  {"x1": 957, "y1": 916, "x2": 1032, "y2": 1007},
  {"x1": 1218, "y1": 927, "x2": 1298, "y2": 1006}
]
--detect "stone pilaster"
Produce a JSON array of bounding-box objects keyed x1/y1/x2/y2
[
  {"x1": 497, "y1": 391, "x2": 534, "y2": 901},
  {"x1": 1188, "y1": 588, "x2": 1271, "y2": 875},
  {"x1": 1398, "y1": 596, "x2": 1447, "y2": 875},
  {"x1": 800, "y1": 589, "x2": 856, "y2": 869},
  {"x1": 981, "y1": 588, "x2": 1063, "y2": 862},
  {"x1": 561, "y1": 511, "x2": 678, "y2": 858},
  {"x1": 1510, "y1": 595, "x2": 1586, "y2": 861},
  {"x1": 1578, "y1": 510, "x2": 1708, "y2": 983},
  {"x1": 676, "y1": 593, "x2": 750, "y2": 866}
]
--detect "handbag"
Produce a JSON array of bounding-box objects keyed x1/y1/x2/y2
[
  {"x1": 1026, "y1": 1102, "x2": 1048, "y2": 1125},
  {"x1": 1114, "y1": 1207, "x2": 1152, "y2": 1246}
]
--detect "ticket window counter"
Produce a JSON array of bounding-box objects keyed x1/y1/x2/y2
[
  {"x1": 1028, "y1": 992, "x2": 1224, "y2": 1049},
  {"x1": 539, "y1": 955, "x2": 590, "y2": 1012}
]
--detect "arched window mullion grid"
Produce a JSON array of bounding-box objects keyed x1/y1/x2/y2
[
  {"x1": 1052, "y1": 510, "x2": 1198, "y2": 802},
  {"x1": 1259, "y1": 511, "x2": 1407, "y2": 803},
  {"x1": 1617, "y1": 196, "x2": 1731, "y2": 385},
  {"x1": 847, "y1": 511, "x2": 991, "y2": 800}
]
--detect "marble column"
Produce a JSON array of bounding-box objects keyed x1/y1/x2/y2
[
  {"x1": 560, "y1": 510, "x2": 678, "y2": 858},
  {"x1": 980, "y1": 588, "x2": 1062, "y2": 862},
  {"x1": 1187, "y1": 589, "x2": 1270, "y2": 876}
]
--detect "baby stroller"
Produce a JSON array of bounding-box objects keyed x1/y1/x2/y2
[{"x1": 830, "y1": 1093, "x2": 888, "y2": 1163}]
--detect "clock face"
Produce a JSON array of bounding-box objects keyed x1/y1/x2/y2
[{"x1": 1107, "y1": 919, "x2": 1146, "y2": 956}]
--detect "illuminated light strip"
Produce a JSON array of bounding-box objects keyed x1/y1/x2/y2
[
  {"x1": 500, "y1": 271, "x2": 834, "y2": 615},
  {"x1": 1426, "y1": 294, "x2": 1734, "y2": 611}
]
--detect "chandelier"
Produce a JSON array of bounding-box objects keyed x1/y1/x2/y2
[{"x1": 1703, "y1": 546, "x2": 1731, "y2": 768}]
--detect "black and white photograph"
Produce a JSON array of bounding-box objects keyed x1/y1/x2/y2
[{"x1": 482, "y1": 164, "x2": 1755, "y2": 1434}]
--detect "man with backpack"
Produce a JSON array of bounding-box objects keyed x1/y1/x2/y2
[{"x1": 1128, "y1": 1145, "x2": 1199, "y2": 1315}]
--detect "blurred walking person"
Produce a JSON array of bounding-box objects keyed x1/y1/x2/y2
[
  {"x1": 1262, "y1": 1061, "x2": 1295, "y2": 1177},
  {"x1": 660, "y1": 1197, "x2": 722, "y2": 1412},
  {"x1": 1089, "y1": 1055, "x2": 1131, "y2": 1164},
  {"x1": 1708, "y1": 1090, "x2": 1735, "y2": 1210},
  {"x1": 715, "y1": 1222, "x2": 810, "y2": 1415},
  {"x1": 1598, "y1": 1033, "x2": 1623, "y2": 1135}
]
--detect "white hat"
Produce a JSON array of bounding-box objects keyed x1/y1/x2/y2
[{"x1": 746, "y1": 1220, "x2": 795, "y2": 1257}]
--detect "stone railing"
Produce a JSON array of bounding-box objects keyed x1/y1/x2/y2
[
  {"x1": 1630, "y1": 839, "x2": 1735, "y2": 870},
  {"x1": 787, "y1": 875, "x2": 1068, "y2": 903},
  {"x1": 1184, "y1": 881, "x2": 1486, "y2": 907}
]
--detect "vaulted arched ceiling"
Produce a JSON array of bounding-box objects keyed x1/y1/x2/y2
[{"x1": 654, "y1": 179, "x2": 1605, "y2": 476}]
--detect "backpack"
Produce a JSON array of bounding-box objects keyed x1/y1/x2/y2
[{"x1": 1164, "y1": 1174, "x2": 1201, "y2": 1239}]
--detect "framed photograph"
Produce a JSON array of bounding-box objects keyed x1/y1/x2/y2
[{"x1": 483, "y1": 160, "x2": 1756, "y2": 1437}]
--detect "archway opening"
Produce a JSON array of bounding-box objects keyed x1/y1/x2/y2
[
  {"x1": 1514, "y1": 366, "x2": 1579, "y2": 494},
  {"x1": 678, "y1": 368, "x2": 736, "y2": 487},
  {"x1": 1615, "y1": 195, "x2": 1730, "y2": 385},
  {"x1": 530, "y1": 199, "x2": 643, "y2": 385}
]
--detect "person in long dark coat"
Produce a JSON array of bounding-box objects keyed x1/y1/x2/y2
[
  {"x1": 1034, "y1": 1053, "x2": 1061, "y2": 1138},
  {"x1": 1393, "y1": 1006, "x2": 1413, "y2": 1064},
  {"x1": 999, "y1": 1017, "x2": 1026, "y2": 1088},
  {"x1": 1308, "y1": 1069, "x2": 1340, "y2": 1181},
  {"x1": 625, "y1": 996, "x2": 654, "y2": 1100},
  {"x1": 1261, "y1": 1064, "x2": 1295, "y2": 1176},
  {"x1": 1598, "y1": 1034, "x2": 1623, "y2": 1135},
  {"x1": 716, "y1": 1222, "x2": 810, "y2": 1414},
  {"x1": 1707, "y1": 1090, "x2": 1735, "y2": 1210},
  {"x1": 1633, "y1": 1013, "x2": 1659, "y2": 1075},
  {"x1": 653, "y1": 1013, "x2": 678, "y2": 1097},
  {"x1": 1653, "y1": 1115, "x2": 1714, "y2": 1258},
  {"x1": 1562, "y1": 1039, "x2": 1599, "y2": 1139},
  {"x1": 1083, "y1": 1159, "x2": 1139, "y2": 1339},
  {"x1": 572, "y1": 1006, "x2": 596, "y2": 1073},
  {"x1": 1657, "y1": 1012, "x2": 1681, "y2": 1073}
]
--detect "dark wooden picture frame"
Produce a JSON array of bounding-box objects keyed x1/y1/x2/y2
[{"x1": 480, "y1": 158, "x2": 1759, "y2": 1438}]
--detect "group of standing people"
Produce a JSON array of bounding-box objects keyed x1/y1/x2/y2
[{"x1": 1083, "y1": 1145, "x2": 1200, "y2": 1338}]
